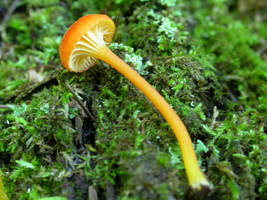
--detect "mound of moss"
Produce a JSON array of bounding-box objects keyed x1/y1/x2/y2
[{"x1": 0, "y1": 0, "x2": 266, "y2": 199}]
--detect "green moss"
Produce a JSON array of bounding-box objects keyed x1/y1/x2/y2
[{"x1": 0, "y1": 0, "x2": 266, "y2": 199}]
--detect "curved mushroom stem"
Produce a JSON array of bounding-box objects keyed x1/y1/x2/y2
[{"x1": 96, "y1": 45, "x2": 212, "y2": 194}]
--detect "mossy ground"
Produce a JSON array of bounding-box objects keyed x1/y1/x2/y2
[{"x1": 0, "y1": 0, "x2": 267, "y2": 199}]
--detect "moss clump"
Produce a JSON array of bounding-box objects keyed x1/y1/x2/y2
[{"x1": 0, "y1": 0, "x2": 266, "y2": 199}]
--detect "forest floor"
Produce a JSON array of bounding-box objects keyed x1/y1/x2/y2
[{"x1": 0, "y1": 0, "x2": 267, "y2": 199}]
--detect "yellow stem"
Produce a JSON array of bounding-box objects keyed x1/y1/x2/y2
[
  {"x1": 0, "y1": 175, "x2": 9, "y2": 200},
  {"x1": 97, "y1": 46, "x2": 209, "y2": 188}
]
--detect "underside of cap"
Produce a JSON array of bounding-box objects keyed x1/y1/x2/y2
[{"x1": 60, "y1": 14, "x2": 115, "y2": 72}]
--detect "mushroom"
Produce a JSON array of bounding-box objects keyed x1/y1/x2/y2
[{"x1": 59, "y1": 14, "x2": 212, "y2": 196}]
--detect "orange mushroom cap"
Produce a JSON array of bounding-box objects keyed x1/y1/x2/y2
[{"x1": 60, "y1": 14, "x2": 115, "y2": 72}]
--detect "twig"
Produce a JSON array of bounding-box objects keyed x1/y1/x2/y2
[
  {"x1": 2, "y1": 0, "x2": 21, "y2": 24},
  {"x1": 257, "y1": 45, "x2": 267, "y2": 55},
  {"x1": 0, "y1": 105, "x2": 11, "y2": 109},
  {"x1": 65, "y1": 81, "x2": 95, "y2": 121}
]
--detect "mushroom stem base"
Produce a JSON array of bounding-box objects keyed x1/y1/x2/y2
[{"x1": 186, "y1": 183, "x2": 213, "y2": 200}]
